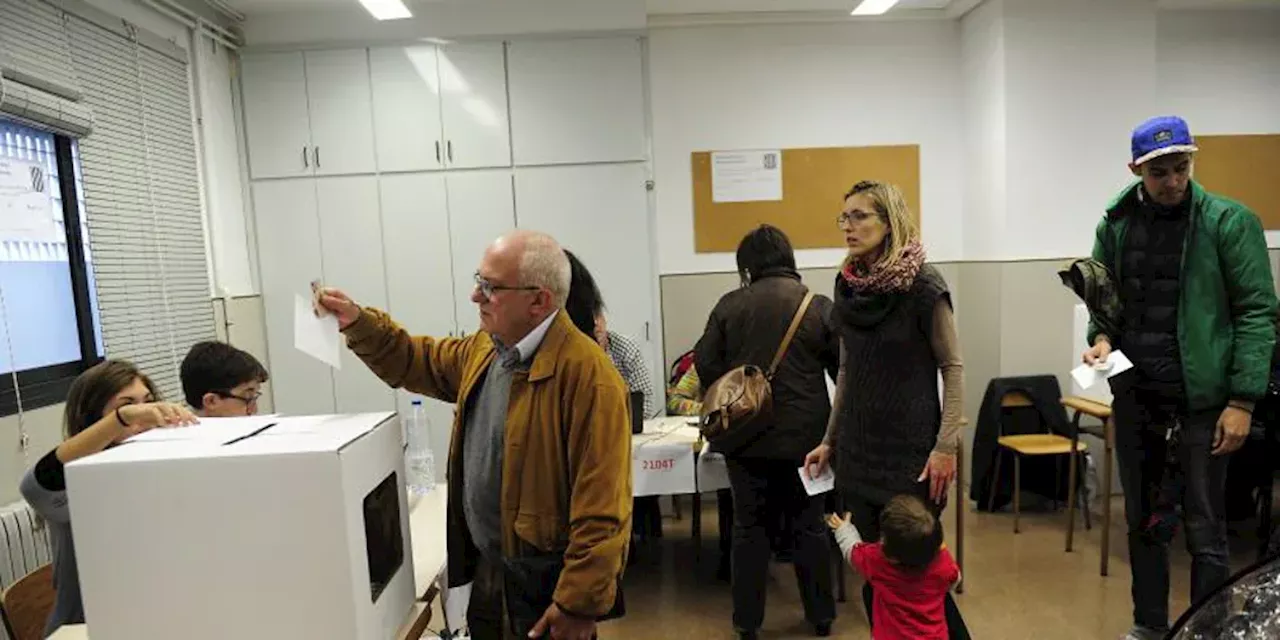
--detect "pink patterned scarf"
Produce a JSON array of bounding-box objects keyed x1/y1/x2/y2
[{"x1": 840, "y1": 240, "x2": 927, "y2": 294}]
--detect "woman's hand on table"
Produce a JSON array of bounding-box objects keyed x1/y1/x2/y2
[{"x1": 917, "y1": 450, "x2": 957, "y2": 504}]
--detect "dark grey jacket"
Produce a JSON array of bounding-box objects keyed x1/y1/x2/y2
[
  {"x1": 694, "y1": 269, "x2": 839, "y2": 462},
  {"x1": 20, "y1": 450, "x2": 83, "y2": 637}
]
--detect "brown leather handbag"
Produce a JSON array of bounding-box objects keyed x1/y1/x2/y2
[{"x1": 699, "y1": 292, "x2": 815, "y2": 447}]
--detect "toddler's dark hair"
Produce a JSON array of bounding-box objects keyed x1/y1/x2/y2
[{"x1": 880, "y1": 494, "x2": 943, "y2": 571}]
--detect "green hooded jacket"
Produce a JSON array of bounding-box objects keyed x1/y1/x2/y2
[{"x1": 1088, "y1": 180, "x2": 1277, "y2": 410}]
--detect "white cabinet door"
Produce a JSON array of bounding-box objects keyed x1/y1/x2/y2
[
  {"x1": 439, "y1": 43, "x2": 511, "y2": 169},
  {"x1": 507, "y1": 38, "x2": 646, "y2": 166},
  {"x1": 316, "y1": 176, "x2": 395, "y2": 413},
  {"x1": 370, "y1": 46, "x2": 444, "y2": 173},
  {"x1": 251, "y1": 179, "x2": 334, "y2": 415},
  {"x1": 514, "y1": 164, "x2": 662, "y2": 387},
  {"x1": 240, "y1": 52, "x2": 312, "y2": 179},
  {"x1": 446, "y1": 171, "x2": 515, "y2": 336},
  {"x1": 305, "y1": 49, "x2": 377, "y2": 176},
  {"x1": 380, "y1": 172, "x2": 456, "y2": 475}
]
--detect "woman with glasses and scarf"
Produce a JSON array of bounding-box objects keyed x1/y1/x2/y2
[{"x1": 803, "y1": 180, "x2": 968, "y2": 637}]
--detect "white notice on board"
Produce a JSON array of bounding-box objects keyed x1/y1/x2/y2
[{"x1": 711, "y1": 150, "x2": 783, "y2": 203}]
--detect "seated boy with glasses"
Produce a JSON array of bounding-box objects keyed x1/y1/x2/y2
[{"x1": 180, "y1": 341, "x2": 270, "y2": 417}]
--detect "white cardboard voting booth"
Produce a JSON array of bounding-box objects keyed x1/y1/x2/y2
[{"x1": 66, "y1": 413, "x2": 415, "y2": 640}]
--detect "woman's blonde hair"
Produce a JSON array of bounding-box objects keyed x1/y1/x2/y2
[{"x1": 843, "y1": 180, "x2": 920, "y2": 269}]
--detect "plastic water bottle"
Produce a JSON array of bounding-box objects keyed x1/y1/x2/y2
[{"x1": 406, "y1": 399, "x2": 435, "y2": 497}]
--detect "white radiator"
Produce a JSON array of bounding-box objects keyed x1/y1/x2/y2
[
  {"x1": 0, "y1": 501, "x2": 52, "y2": 589},
  {"x1": 0, "y1": 500, "x2": 52, "y2": 640}
]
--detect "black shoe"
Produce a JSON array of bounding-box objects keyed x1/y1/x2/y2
[
  {"x1": 814, "y1": 622, "x2": 832, "y2": 637},
  {"x1": 738, "y1": 631, "x2": 759, "y2": 640}
]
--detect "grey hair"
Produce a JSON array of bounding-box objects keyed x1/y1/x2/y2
[{"x1": 514, "y1": 230, "x2": 571, "y2": 308}]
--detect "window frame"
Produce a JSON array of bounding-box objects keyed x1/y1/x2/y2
[{"x1": 0, "y1": 123, "x2": 103, "y2": 417}]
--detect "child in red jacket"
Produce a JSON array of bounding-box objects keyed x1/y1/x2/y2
[{"x1": 828, "y1": 495, "x2": 960, "y2": 640}]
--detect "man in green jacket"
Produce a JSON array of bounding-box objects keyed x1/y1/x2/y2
[{"x1": 1082, "y1": 115, "x2": 1277, "y2": 640}]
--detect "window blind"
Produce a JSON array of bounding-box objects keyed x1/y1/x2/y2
[
  {"x1": 65, "y1": 12, "x2": 214, "y2": 401},
  {"x1": 0, "y1": 0, "x2": 92, "y2": 136}
]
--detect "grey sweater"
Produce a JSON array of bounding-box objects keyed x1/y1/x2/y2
[{"x1": 19, "y1": 450, "x2": 84, "y2": 637}]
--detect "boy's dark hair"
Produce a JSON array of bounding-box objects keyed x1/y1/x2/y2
[
  {"x1": 563, "y1": 249, "x2": 605, "y2": 338},
  {"x1": 735, "y1": 224, "x2": 796, "y2": 286},
  {"x1": 180, "y1": 341, "x2": 269, "y2": 408},
  {"x1": 880, "y1": 494, "x2": 943, "y2": 572}
]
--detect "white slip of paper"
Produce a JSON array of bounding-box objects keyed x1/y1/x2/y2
[
  {"x1": 1069, "y1": 349, "x2": 1134, "y2": 390},
  {"x1": 798, "y1": 465, "x2": 835, "y2": 496},
  {"x1": 294, "y1": 293, "x2": 342, "y2": 369}
]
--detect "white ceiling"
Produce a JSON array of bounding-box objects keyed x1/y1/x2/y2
[
  {"x1": 221, "y1": 0, "x2": 955, "y2": 16},
  {"x1": 221, "y1": 0, "x2": 1280, "y2": 17}
]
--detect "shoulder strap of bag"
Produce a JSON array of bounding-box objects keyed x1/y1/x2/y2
[{"x1": 767, "y1": 291, "x2": 815, "y2": 377}]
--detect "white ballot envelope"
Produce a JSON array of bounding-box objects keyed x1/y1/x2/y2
[
  {"x1": 798, "y1": 465, "x2": 835, "y2": 496},
  {"x1": 1070, "y1": 350, "x2": 1134, "y2": 391},
  {"x1": 294, "y1": 293, "x2": 342, "y2": 369}
]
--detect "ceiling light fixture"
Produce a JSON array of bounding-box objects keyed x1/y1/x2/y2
[
  {"x1": 851, "y1": 0, "x2": 900, "y2": 16},
  {"x1": 359, "y1": 0, "x2": 412, "y2": 21}
]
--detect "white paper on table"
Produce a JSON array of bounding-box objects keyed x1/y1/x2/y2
[
  {"x1": 1069, "y1": 349, "x2": 1134, "y2": 390},
  {"x1": 125, "y1": 416, "x2": 280, "y2": 444},
  {"x1": 632, "y1": 442, "x2": 697, "y2": 497},
  {"x1": 711, "y1": 149, "x2": 783, "y2": 203},
  {"x1": 696, "y1": 440, "x2": 731, "y2": 493},
  {"x1": 294, "y1": 293, "x2": 342, "y2": 369},
  {"x1": 798, "y1": 465, "x2": 835, "y2": 496}
]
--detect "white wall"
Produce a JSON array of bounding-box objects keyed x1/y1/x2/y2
[
  {"x1": 196, "y1": 39, "x2": 258, "y2": 296},
  {"x1": 960, "y1": 0, "x2": 1006, "y2": 261},
  {"x1": 648, "y1": 21, "x2": 965, "y2": 275},
  {"x1": 1001, "y1": 0, "x2": 1157, "y2": 261},
  {"x1": 1157, "y1": 9, "x2": 1280, "y2": 135}
]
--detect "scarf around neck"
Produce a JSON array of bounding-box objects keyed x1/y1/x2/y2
[
  {"x1": 834, "y1": 240, "x2": 928, "y2": 329},
  {"x1": 840, "y1": 239, "x2": 926, "y2": 294}
]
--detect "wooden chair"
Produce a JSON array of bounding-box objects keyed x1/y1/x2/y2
[
  {"x1": 1, "y1": 564, "x2": 55, "y2": 640},
  {"x1": 987, "y1": 391, "x2": 1088, "y2": 547},
  {"x1": 1061, "y1": 396, "x2": 1113, "y2": 575}
]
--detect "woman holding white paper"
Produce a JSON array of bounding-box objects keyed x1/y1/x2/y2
[
  {"x1": 19, "y1": 360, "x2": 196, "y2": 636},
  {"x1": 803, "y1": 180, "x2": 966, "y2": 636}
]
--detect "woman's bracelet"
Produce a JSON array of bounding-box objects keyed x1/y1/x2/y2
[{"x1": 115, "y1": 406, "x2": 130, "y2": 427}]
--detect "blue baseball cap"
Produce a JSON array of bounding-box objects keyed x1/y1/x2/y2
[{"x1": 1131, "y1": 115, "x2": 1198, "y2": 165}]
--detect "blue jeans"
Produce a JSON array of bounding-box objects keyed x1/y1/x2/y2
[{"x1": 1112, "y1": 386, "x2": 1230, "y2": 630}]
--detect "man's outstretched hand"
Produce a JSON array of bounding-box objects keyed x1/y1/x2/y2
[
  {"x1": 314, "y1": 286, "x2": 361, "y2": 330},
  {"x1": 528, "y1": 603, "x2": 595, "y2": 640}
]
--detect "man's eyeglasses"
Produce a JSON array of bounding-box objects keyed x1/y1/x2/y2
[
  {"x1": 474, "y1": 272, "x2": 538, "y2": 300},
  {"x1": 836, "y1": 210, "x2": 882, "y2": 228},
  {"x1": 215, "y1": 390, "x2": 262, "y2": 405}
]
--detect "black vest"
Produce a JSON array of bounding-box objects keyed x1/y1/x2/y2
[
  {"x1": 832, "y1": 265, "x2": 947, "y2": 504},
  {"x1": 1118, "y1": 193, "x2": 1190, "y2": 398}
]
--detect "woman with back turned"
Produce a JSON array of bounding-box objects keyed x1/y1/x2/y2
[
  {"x1": 803, "y1": 180, "x2": 967, "y2": 636},
  {"x1": 694, "y1": 224, "x2": 838, "y2": 639}
]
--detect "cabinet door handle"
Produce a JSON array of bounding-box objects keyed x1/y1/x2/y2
[
  {"x1": 645, "y1": 321, "x2": 650, "y2": 341},
  {"x1": 313, "y1": 147, "x2": 321, "y2": 169},
  {"x1": 447, "y1": 140, "x2": 453, "y2": 163},
  {"x1": 302, "y1": 146, "x2": 309, "y2": 168},
  {"x1": 435, "y1": 141, "x2": 441, "y2": 164}
]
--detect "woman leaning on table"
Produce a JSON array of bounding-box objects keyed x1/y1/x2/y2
[
  {"x1": 802, "y1": 180, "x2": 967, "y2": 632},
  {"x1": 19, "y1": 360, "x2": 197, "y2": 636}
]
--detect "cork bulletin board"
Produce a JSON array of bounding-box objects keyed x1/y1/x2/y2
[
  {"x1": 691, "y1": 145, "x2": 921, "y2": 253},
  {"x1": 1193, "y1": 134, "x2": 1280, "y2": 230}
]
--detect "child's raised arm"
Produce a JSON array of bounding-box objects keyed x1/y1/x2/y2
[{"x1": 826, "y1": 512, "x2": 863, "y2": 561}]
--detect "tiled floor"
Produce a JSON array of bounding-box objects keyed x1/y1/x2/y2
[{"x1": 593, "y1": 491, "x2": 1265, "y2": 640}]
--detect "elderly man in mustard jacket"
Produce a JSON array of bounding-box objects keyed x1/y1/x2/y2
[{"x1": 318, "y1": 230, "x2": 631, "y2": 640}]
